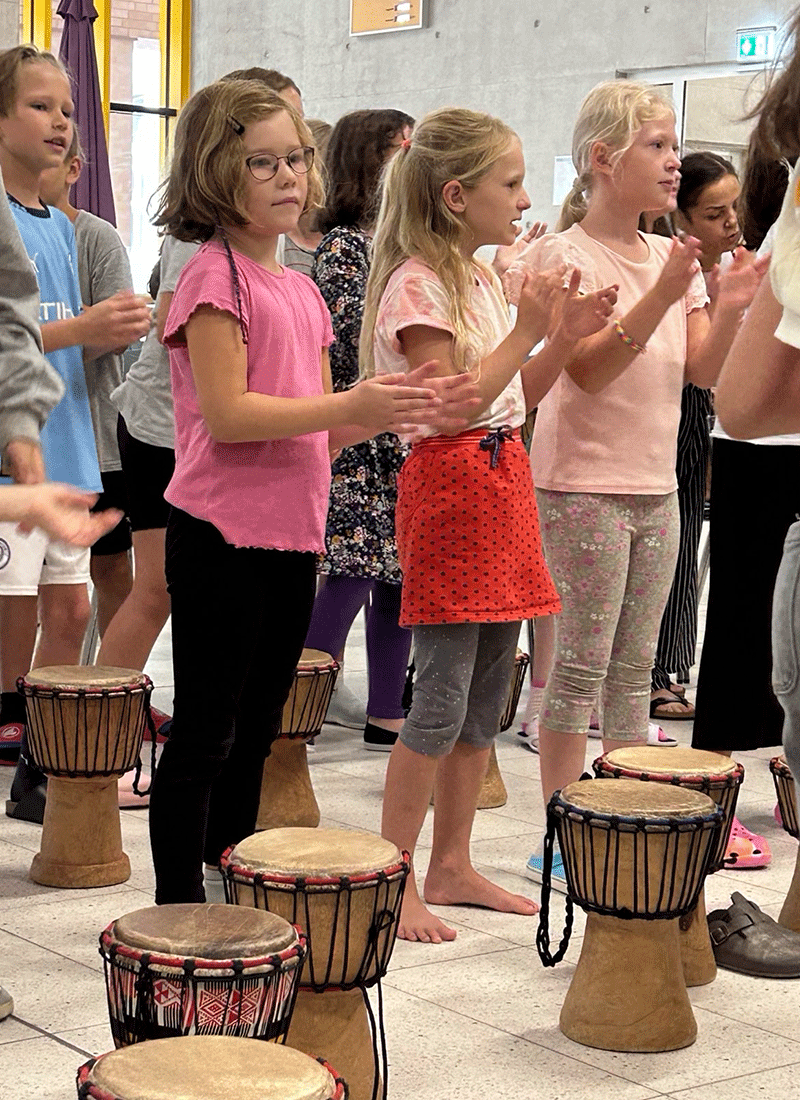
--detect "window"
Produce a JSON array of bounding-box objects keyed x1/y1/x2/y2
[{"x1": 23, "y1": 0, "x2": 190, "y2": 292}]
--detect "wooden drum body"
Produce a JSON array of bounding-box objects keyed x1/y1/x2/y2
[
  {"x1": 99, "y1": 903, "x2": 306, "y2": 1047},
  {"x1": 222, "y1": 827, "x2": 409, "y2": 1100},
  {"x1": 256, "y1": 650, "x2": 339, "y2": 832},
  {"x1": 594, "y1": 746, "x2": 743, "y2": 986},
  {"x1": 770, "y1": 755, "x2": 800, "y2": 932},
  {"x1": 76, "y1": 1035, "x2": 346, "y2": 1100},
  {"x1": 20, "y1": 666, "x2": 150, "y2": 888},
  {"x1": 475, "y1": 649, "x2": 531, "y2": 811},
  {"x1": 548, "y1": 779, "x2": 722, "y2": 1052}
]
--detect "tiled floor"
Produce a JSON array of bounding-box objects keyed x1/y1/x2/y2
[{"x1": 3, "y1": 536, "x2": 800, "y2": 1099}]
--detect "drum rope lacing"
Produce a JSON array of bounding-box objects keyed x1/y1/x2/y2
[
  {"x1": 536, "y1": 783, "x2": 723, "y2": 968},
  {"x1": 221, "y1": 850, "x2": 410, "y2": 1100},
  {"x1": 19, "y1": 676, "x2": 153, "y2": 794},
  {"x1": 282, "y1": 662, "x2": 340, "y2": 739},
  {"x1": 593, "y1": 758, "x2": 745, "y2": 874}
]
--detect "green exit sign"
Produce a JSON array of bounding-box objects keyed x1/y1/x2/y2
[{"x1": 737, "y1": 27, "x2": 776, "y2": 62}]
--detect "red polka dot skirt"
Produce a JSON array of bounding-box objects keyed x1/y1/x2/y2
[{"x1": 395, "y1": 427, "x2": 561, "y2": 626}]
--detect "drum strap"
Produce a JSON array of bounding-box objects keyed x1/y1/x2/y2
[
  {"x1": 132, "y1": 700, "x2": 158, "y2": 799},
  {"x1": 535, "y1": 795, "x2": 574, "y2": 968}
]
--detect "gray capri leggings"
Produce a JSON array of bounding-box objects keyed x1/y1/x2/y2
[
  {"x1": 400, "y1": 621, "x2": 521, "y2": 758},
  {"x1": 773, "y1": 518, "x2": 800, "y2": 806}
]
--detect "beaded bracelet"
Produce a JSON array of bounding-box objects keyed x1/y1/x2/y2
[{"x1": 613, "y1": 319, "x2": 647, "y2": 354}]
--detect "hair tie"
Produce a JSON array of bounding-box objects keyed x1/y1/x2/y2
[{"x1": 401, "y1": 138, "x2": 411, "y2": 151}]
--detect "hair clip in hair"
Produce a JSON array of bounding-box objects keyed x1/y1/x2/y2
[
  {"x1": 226, "y1": 114, "x2": 245, "y2": 135},
  {"x1": 401, "y1": 138, "x2": 411, "y2": 150}
]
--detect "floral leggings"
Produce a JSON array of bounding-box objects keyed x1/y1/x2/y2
[{"x1": 537, "y1": 490, "x2": 680, "y2": 740}]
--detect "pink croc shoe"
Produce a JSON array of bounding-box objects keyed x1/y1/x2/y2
[{"x1": 723, "y1": 817, "x2": 772, "y2": 869}]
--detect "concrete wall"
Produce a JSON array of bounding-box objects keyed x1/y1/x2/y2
[
  {"x1": 0, "y1": 0, "x2": 19, "y2": 46},
  {"x1": 192, "y1": 0, "x2": 799, "y2": 221}
]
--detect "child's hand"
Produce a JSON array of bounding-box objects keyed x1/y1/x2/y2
[
  {"x1": 513, "y1": 266, "x2": 567, "y2": 348},
  {"x1": 715, "y1": 247, "x2": 770, "y2": 314},
  {"x1": 555, "y1": 269, "x2": 618, "y2": 342},
  {"x1": 80, "y1": 291, "x2": 152, "y2": 354},
  {"x1": 492, "y1": 221, "x2": 548, "y2": 277},
  {"x1": 654, "y1": 235, "x2": 704, "y2": 306},
  {"x1": 15, "y1": 484, "x2": 122, "y2": 546},
  {"x1": 404, "y1": 360, "x2": 481, "y2": 434},
  {"x1": 344, "y1": 374, "x2": 439, "y2": 434},
  {"x1": 3, "y1": 439, "x2": 45, "y2": 484}
]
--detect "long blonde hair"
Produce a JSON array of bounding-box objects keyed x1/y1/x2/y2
[
  {"x1": 359, "y1": 106, "x2": 517, "y2": 377},
  {"x1": 557, "y1": 80, "x2": 675, "y2": 231}
]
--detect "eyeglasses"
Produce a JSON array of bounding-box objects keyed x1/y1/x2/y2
[{"x1": 245, "y1": 146, "x2": 315, "y2": 182}]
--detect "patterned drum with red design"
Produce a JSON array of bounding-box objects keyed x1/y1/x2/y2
[{"x1": 99, "y1": 903, "x2": 306, "y2": 1047}]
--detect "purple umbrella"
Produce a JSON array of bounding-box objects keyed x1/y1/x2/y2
[{"x1": 57, "y1": 0, "x2": 117, "y2": 225}]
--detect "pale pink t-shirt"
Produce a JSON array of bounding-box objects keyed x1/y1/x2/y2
[
  {"x1": 164, "y1": 240, "x2": 334, "y2": 550},
  {"x1": 506, "y1": 225, "x2": 707, "y2": 494},
  {"x1": 374, "y1": 257, "x2": 526, "y2": 439}
]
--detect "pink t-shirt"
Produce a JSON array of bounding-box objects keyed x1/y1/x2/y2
[
  {"x1": 164, "y1": 240, "x2": 334, "y2": 550},
  {"x1": 507, "y1": 225, "x2": 708, "y2": 494},
  {"x1": 374, "y1": 257, "x2": 526, "y2": 439}
]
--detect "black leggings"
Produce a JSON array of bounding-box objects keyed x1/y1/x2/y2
[{"x1": 149, "y1": 507, "x2": 316, "y2": 903}]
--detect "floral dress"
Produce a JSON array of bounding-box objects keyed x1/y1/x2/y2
[{"x1": 313, "y1": 226, "x2": 409, "y2": 582}]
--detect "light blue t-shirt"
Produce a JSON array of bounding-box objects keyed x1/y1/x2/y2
[{"x1": 7, "y1": 197, "x2": 101, "y2": 492}]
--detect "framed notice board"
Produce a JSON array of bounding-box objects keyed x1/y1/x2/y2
[{"x1": 350, "y1": 0, "x2": 425, "y2": 36}]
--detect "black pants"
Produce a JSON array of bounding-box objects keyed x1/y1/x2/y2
[
  {"x1": 692, "y1": 439, "x2": 800, "y2": 751},
  {"x1": 149, "y1": 507, "x2": 316, "y2": 903}
]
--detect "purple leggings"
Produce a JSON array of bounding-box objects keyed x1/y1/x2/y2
[{"x1": 305, "y1": 575, "x2": 411, "y2": 720}]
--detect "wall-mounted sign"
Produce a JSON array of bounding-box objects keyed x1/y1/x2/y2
[
  {"x1": 737, "y1": 27, "x2": 776, "y2": 63},
  {"x1": 350, "y1": 0, "x2": 425, "y2": 36}
]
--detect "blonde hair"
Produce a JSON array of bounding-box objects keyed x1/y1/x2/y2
[
  {"x1": 359, "y1": 106, "x2": 517, "y2": 377},
  {"x1": 557, "y1": 80, "x2": 675, "y2": 231},
  {"x1": 153, "y1": 79, "x2": 324, "y2": 243},
  {"x1": 0, "y1": 44, "x2": 70, "y2": 118}
]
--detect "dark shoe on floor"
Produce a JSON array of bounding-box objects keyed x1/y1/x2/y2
[
  {"x1": 708, "y1": 892, "x2": 800, "y2": 977},
  {"x1": 6, "y1": 753, "x2": 47, "y2": 824},
  {"x1": 363, "y1": 722, "x2": 398, "y2": 752},
  {"x1": 650, "y1": 690, "x2": 696, "y2": 721}
]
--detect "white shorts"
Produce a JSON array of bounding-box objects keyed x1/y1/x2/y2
[{"x1": 0, "y1": 521, "x2": 91, "y2": 595}]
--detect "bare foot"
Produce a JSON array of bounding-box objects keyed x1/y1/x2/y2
[
  {"x1": 424, "y1": 865, "x2": 539, "y2": 916},
  {"x1": 398, "y1": 891, "x2": 458, "y2": 943}
]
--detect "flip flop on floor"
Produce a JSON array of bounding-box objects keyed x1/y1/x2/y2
[{"x1": 650, "y1": 690, "x2": 695, "y2": 721}]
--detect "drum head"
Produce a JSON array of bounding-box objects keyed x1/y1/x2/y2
[
  {"x1": 562, "y1": 779, "x2": 716, "y2": 818},
  {"x1": 24, "y1": 665, "x2": 146, "y2": 690},
  {"x1": 601, "y1": 746, "x2": 738, "y2": 778},
  {"x1": 297, "y1": 649, "x2": 336, "y2": 670},
  {"x1": 112, "y1": 903, "x2": 297, "y2": 959},
  {"x1": 231, "y1": 827, "x2": 401, "y2": 877},
  {"x1": 88, "y1": 1035, "x2": 336, "y2": 1100}
]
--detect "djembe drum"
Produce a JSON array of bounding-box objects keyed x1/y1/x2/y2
[
  {"x1": 537, "y1": 779, "x2": 722, "y2": 1052},
  {"x1": 770, "y1": 755, "x2": 800, "y2": 932},
  {"x1": 593, "y1": 746, "x2": 744, "y2": 986},
  {"x1": 477, "y1": 649, "x2": 531, "y2": 810},
  {"x1": 222, "y1": 827, "x2": 409, "y2": 1100},
  {"x1": 19, "y1": 666, "x2": 150, "y2": 888},
  {"x1": 256, "y1": 649, "x2": 339, "y2": 831},
  {"x1": 99, "y1": 903, "x2": 307, "y2": 1047},
  {"x1": 76, "y1": 1035, "x2": 346, "y2": 1100}
]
